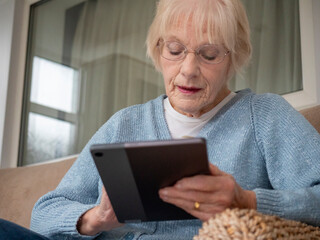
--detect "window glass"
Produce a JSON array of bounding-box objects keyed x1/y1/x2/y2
[
  {"x1": 26, "y1": 113, "x2": 75, "y2": 165},
  {"x1": 30, "y1": 56, "x2": 79, "y2": 113},
  {"x1": 20, "y1": 0, "x2": 302, "y2": 165}
]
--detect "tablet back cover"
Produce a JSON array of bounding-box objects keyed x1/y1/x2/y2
[{"x1": 91, "y1": 138, "x2": 209, "y2": 223}]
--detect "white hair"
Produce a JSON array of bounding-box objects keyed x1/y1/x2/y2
[{"x1": 146, "y1": 0, "x2": 252, "y2": 78}]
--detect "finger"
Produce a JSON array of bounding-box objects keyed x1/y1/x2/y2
[
  {"x1": 101, "y1": 187, "x2": 114, "y2": 210},
  {"x1": 160, "y1": 195, "x2": 197, "y2": 212},
  {"x1": 189, "y1": 211, "x2": 216, "y2": 222},
  {"x1": 188, "y1": 207, "x2": 222, "y2": 221},
  {"x1": 209, "y1": 164, "x2": 228, "y2": 176},
  {"x1": 181, "y1": 203, "x2": 215, "y2": 221},
  {"x1": 160, "y1": 195, "x2": 224, "y2": 221},
  {"x1": 174, "y1": 175, "x2": 229, "y2": 192},
  {"x1": 101, "y1": 187, "x2": 108, "y2": 199},
  {"x1": 159, "y1": 188, "x2": 232, "y2": 210},
  {"x1": 160, "y1": 187, "x2": 233, "y2": 207},
  {"x1": 159, "y1": 187, "x2": 205, "y2": 202},
  {"x1": 101, "y1": 187, "x2": 123, "y2": 226}
]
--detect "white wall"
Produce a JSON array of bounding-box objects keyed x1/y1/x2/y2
[
  {"x1": 0, "y1": 0, "x2": 36, "y2": 168},
  {"x1": 0, "y1": 0, "x2": 15, "y2": 168},
  {"x1": 313, "y1": 0, "x2": 320, "y2": 103}
]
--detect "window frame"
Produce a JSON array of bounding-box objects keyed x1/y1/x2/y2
[
  {"x1": 0, "y1": 0, "x2": 319, "y2": 168},
  {"x1": 20, "y1": 55, "x2": 80, "y2": 165},
  {"x1": 282, "y1": 0, "x2": 320, "y2": 110},
  {"x1": 0, "y1": 0, "x2": 40, "y2": 168}
]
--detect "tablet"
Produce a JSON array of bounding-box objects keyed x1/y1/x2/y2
[{"x1": 90, "y1": 138, "x2": 210, "y2": 223}]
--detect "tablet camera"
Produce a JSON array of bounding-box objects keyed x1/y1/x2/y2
[{"x1": 94, "y1": 152, "x2": 104, "y2": 157}]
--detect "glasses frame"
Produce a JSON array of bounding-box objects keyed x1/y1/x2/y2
[{"x1": 157, "y1": 39, "x2": 230, "y2": 65}]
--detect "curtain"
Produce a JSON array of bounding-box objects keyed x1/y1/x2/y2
[
  {"x1": 71, "y1": 0, "x2": 164, "y2": 151},
  {"x1": 230, "y1": 0, "x2": 302, "y2": 94},
  {"x1": 70, "y1": 0, "x2": 302, "y2": 152}
]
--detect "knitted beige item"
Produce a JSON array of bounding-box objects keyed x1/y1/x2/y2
[{"x1": 194, "y1": 208, "x2": 320, "y2": 240}]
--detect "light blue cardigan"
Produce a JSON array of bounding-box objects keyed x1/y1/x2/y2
[{"x1": 31, "y1": 89, "x2": 320, "y2": 239}]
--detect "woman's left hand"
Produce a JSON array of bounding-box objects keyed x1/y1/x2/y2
[{"x1": 158, "y1": 164, "x2": 257, "y2": 221}]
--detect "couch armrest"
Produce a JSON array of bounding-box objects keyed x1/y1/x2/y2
[
  {"x1": 0, "y1": 156, "x2": 76, "y2": 228},
  {"x1": 300, "y1": 105, "x2": 320, "y2": 134}
]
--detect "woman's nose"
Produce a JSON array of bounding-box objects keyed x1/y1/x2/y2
[{"x1": 180, "y1": 52, "x2": 200, "y2": 79}]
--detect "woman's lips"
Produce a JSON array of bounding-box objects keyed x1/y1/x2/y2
[{"x1": 177, "y1": 86, "x2": 202, "y2": 94}]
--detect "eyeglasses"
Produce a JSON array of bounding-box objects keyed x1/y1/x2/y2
[{"x1": 158, "y1": 40, "x2": 230, "y2": 65}]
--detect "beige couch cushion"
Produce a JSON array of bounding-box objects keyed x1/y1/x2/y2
[
  {"x1": 0, "y1": 157, "x2": 76, "y2": 228},
  {"x1": 300, "y1": 105, "x2": 320, "y2": 133}
]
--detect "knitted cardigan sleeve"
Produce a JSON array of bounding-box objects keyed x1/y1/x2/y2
[
  {"x1": 251, "y1": 93, "x2": 320, "y2": 226},
  {"x1": 30, "y1": 113, "x2": 121, "y2": 239}
]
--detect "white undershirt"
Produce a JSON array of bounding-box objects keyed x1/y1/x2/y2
[{"x1": 164, "y1": 92, "x2": 236, "y2": 138}]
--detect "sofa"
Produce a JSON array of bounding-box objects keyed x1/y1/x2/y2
[
  {"x1": 0, "y1": 155, "x2": 76, "y2": 229},
  {"x1": 0, "y1": 105, "x2": 319, "y2": 238}
]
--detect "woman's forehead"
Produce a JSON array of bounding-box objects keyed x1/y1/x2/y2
[{"x1": 162, "y1": 24, "x2": 222, "y2": 46}]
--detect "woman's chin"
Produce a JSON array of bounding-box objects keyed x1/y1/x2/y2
[{"x1": 174, "y1": 104, "x2": 204, "y2": 118}]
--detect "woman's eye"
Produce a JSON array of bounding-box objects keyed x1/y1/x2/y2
[
  {"x1": 200, "y1": 48, "x2": 219, "y2": 61},
  {"x1": 166, "y1": 42, "x2": 184, "y2": 56},
  {"x1": 202, "y1": 54, "x2": 217, "y2": 61},
  {"x1": 169, "y1": 50, "x2": 183, "y2": 55}
]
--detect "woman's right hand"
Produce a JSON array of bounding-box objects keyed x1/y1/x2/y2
[{"x1": 77, "y1": 187, "x2": 123, "y2": 236}]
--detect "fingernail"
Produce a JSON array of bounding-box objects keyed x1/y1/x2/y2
[{"x1": 160, "y1": 189, "x2": 168, "y2": 196}]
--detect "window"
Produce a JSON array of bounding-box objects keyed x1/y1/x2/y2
[
  {"x1": 17, "y1": 0, "x2": 310, "y2": 166},
  {"x1": 19, "y1": 0, "x2": 164, "y2": 165},
  {"x1": 21, "y1": 56, "x2": 79, "y2": 165},
  {"x1": 230, "y1": 0, "x2": 302, "y2": 95}
]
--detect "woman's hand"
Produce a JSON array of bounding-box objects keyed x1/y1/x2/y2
[
  {"x1": 159, "y1": 164, "x2": 257, "y2": 221},
  {"x1": 77, "y1": 187, "x2": 123, "y2": 235}
]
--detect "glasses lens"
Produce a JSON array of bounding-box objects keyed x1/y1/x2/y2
[
  {"x1": 161, "y1": 41, "x2": 185, "y2": 61},
  {"x1": 198, "y1": 45, "x2": 225, "y2": 64},
  {"x1": 159, "y1": 41, "x2": 228, "y2": 64}
]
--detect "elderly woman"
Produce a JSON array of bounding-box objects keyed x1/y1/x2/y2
[{"x1": 28, "y1": 0, "x2": 320, "y2": 239}]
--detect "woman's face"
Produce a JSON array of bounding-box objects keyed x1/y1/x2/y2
[{"x1": 159, "y1": 26, "x2": 231, "y2": 118}]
